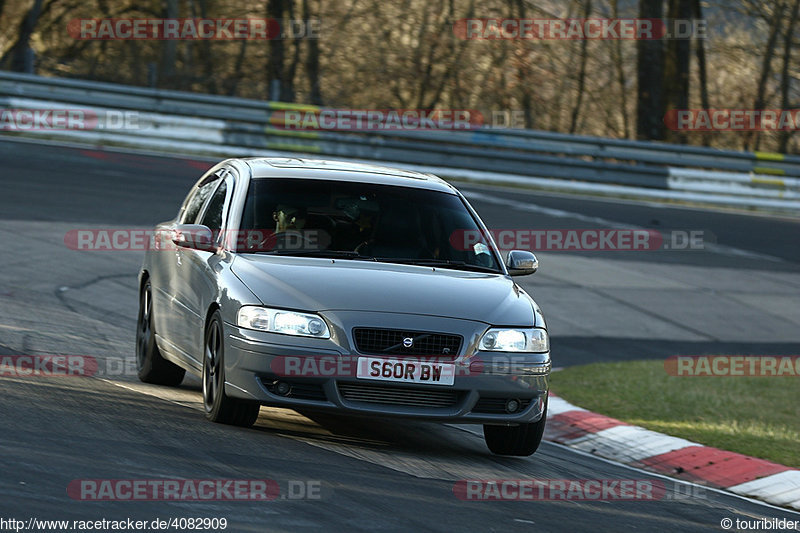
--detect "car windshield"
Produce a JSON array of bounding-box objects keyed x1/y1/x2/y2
[{"x1": 238, "y1": 178, "x2": 501, "y2": 273}]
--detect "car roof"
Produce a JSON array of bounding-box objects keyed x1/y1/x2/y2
[{"x1": 241, "y1": 157, "x2": 458, "y2": 194}]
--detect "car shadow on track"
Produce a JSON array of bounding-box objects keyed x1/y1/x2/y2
[
  {"x1": 251, "y1": 407, "x2": 485, "y2": 454},
  {"x1": 165, "y1": 375, "x2": 540, "y2": 470}
]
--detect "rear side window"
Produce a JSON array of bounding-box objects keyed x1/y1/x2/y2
[
  {"x1": 200, "y1": 181, "x2": 228, "y2": 232},
  {"x1": 180, "y1": 179, "x2": 219, "y2": 223}
]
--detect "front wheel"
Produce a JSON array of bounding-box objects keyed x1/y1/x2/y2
[
  {"x1": 483, "y1": 398, "x2": 547, "y2": 456},
  {"x1": 203, "y1": 310, "x2": 260, "y2": 427}
]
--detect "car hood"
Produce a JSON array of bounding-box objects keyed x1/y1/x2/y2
[{"x1": 231, "y1": 255, "x2": 537, "y2": 326}]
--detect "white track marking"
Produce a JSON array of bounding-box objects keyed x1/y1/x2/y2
[
  {"x1": 563, "y1": 425, "x2": 698, "y2": 463},
  {"x1": 729, "y1": 471, "x2": 800, "y2": 510},
  {"x1": 547, "y1": 395, "x2": 587, "y2": 416},
  {"x1": 463, "y1": 190, "x2": 786, "y2": 262}
]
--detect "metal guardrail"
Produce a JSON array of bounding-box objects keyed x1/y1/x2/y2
[{"x1": 1, "y1": 71, "x2": 799, "y2": 211}]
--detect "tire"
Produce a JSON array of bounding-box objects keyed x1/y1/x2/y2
[
  {"x1": 202, "y1": 310, "x2": 260, "y2": 427},
  {"x1": 483, "y1": 397, "x2": 548, "y2": 456},
  {"x1": 136, "y1": 279, "x2": 186, "y2": 386}
]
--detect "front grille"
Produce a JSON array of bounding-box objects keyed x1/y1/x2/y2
[
  {"x1": 472, "y1": 397, "x2": 532, "y2": 414},
  {"x1": 353, "y1": 328, "x2": 462, "y2": 358},
  {"x1": 338, "y1": 382, "x2": 460, "y2": 408},
  {"x1": 262, "y1": 379, "x2": 327, "y2": 402}
]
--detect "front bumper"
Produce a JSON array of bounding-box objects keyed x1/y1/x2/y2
[{"x1": 223, "y1": 323, "x2": 550, "y2": 425}]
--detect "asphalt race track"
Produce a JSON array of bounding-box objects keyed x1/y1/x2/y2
[{"x1": 1, "y1": 138, "x2": 799, "y2": 532}]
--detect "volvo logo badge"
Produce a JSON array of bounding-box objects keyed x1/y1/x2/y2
[{"x1": 402, "y1": 337, "x2": 414, "y2": 348}]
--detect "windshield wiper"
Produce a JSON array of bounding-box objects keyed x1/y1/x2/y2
[
  {"x1": 258, "y1": 249, "x2": 374, "y2": 260},
  {"x1": 373, "y1": 257, "x2": 501, "y2": 273},
  {"x1": 257, "y1": 251, "x2": 499, "y2": 272}
]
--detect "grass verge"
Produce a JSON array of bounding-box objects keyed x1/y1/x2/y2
[{"x1": 551, "y1": 360, "x2": 800, "y2": 468}]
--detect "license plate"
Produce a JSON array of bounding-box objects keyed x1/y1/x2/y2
[{"x1": 356, "y1": 357, "x2": 455, "y2": 386}]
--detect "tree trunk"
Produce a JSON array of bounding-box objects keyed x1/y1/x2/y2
[
  {"x1": 303, "y1": 0, "x2": 322, "y2": 104},
  {"x1": 422, "y1": 0, "x2": 474, "y2": 110},
  {"x1": 194, "y1": 0, "x2": 218, "y2": 94},
  {"x1": 2, "y1": 0, "x2": 45, "y2": 73},
  {"x1": 751, "y1": 1, "x2": 786, "y2": 151},
  {"x1": 267, "y1": 0, "x2": 286, "y2": 100},
  {"x1": 693, "y1": 0, "x2": 710, "y2": 146},
  {"x1": 569, "y1": 0, "x2": 592, "y2": 134},
  {"x1": 611, "y1": 0, "x2": 631, "y2": 138},
  {"x1": 266, "y1": 0, "x2": 296, "y2": 101},
  {"x1": 159, "y1": 0, "x2": 179, "y2": 87},
  {"x1": 636, "y1": 0, "x2": 665, "y2": 140},
  {"x1": 778, "y1": 0, "x2": 800, "y2": 152},
  {"x1": 664, "y1": 0, "x2": 692, "y2": 143},
  {"x1": 285, "y1": 0, "x2": 300, "y2": 102},
  {"x1": 226, "y1": 40, "x2": 249, "y2": 96}
]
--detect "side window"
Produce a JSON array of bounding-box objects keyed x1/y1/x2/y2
[
  {"x1": 199, "y1": 180, "x2": 228, "y2": 232},
  {"x1": 180, "y1": 179, "x2": 219, "y2": 224}
]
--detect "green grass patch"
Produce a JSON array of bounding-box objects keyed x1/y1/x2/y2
[{"x1": 551, "y1": 360, "x2": 800, "y2": 468}]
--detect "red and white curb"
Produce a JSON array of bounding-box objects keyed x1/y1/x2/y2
[{"x1": 546, "y1": 394, "x2": 800, "y2": 510}]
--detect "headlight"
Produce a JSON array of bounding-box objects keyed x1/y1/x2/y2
[
  {"x1": 237, "y1": 306, "x2": 330, "y2": 338},
  {"x1": 479, "y1": 328, "x2": 548, "y2": 353}
]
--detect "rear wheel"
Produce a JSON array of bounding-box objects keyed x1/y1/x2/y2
[
  {"x1": 483, "y1": 398, "x2": 547, "y2": 456},
  {"x1": 136, "y1": 279, "x2": 185, "y2": 386},
  {"x1": 203, "y1": 310, "x2": 260, "y2": 427}
]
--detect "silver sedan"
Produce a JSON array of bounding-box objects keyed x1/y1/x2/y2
[{"x1": 136, "y1": 158, "x2": 551, "y2": 455}]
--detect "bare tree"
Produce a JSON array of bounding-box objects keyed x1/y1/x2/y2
[
  {"x1": 418, "y1": 0, "x2": 475, "y2": 109},
  {"x1": 303, "y1": 0, "x2": 322, "y2": 104},
  {"x1": 664, "y1": 0, "x2": 692, "y2": 143},
  {"x1": 693, "y1": 0, "x2": 710, "y2": 146},
  {"x1": 267, "y1": 0, "x2": 295, "y2": 101},
  {"x1": 0, "y1": 0, "x2": 47, "y2": 72},
  {"x1": 779, "y1": 0, "x2": 800, "y2": 152},
  {"x1": 158, "y1": 0, "x2": 179, "y2": 86},
  {"x1": 750, "y1": 1, "x2": 786, "y2": 150},
  {"x1": 193, "y1": 0, "x2": 218, "y2": 95},
  {"x1": 611, "y1": 0, "x2": 631, "y2": 138},
  {"x1": 636, "y1": 0, "x2": 665, "y2": 140},
  {"x1": 569, "y1": 0, "x2": 592, "y2": 133},
  {"x1": 6, "y1": 0, "x2": 800, "y2": 153}
]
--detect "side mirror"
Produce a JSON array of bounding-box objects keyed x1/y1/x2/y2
[
  {"x1": 506, "y1": 250, "x2": 538, "y2": 276},
  {"x1": 172, "y1": 224, "x2": 215, "y2": 251}
]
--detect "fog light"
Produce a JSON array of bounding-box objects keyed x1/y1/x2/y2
[
  {"x1": 275, "y1": 381, "x2": 291, "y2": 396},
  {"x1": 505, "y1": 399, "x2": 521, "y2": 413}
]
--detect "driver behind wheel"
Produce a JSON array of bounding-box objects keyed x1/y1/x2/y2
[{"x1": 272, "y1": 205, "x2": 315, "y2": 251}]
